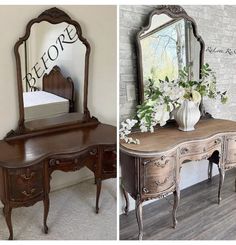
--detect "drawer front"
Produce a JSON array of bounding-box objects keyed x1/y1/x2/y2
[
  {"x1": 179, "y1": 137, "x2": 222, "y2": 158},
  {"x1": 49, "y1": 147, "x2": 98, "y2": 172},
  {"x1": 141, "y1": 155, "x2": 176, "y2": 195},
  {"x1": 226, "y1": 136, "x2": 236, "y2": 168},
  {"x1": 102, "y1": 147, "x2": 116, "y2": 175},
  {"x1": 8, "y1": 165, "x2": 44, "y2": 202}
]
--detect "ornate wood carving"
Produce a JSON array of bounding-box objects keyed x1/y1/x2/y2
[
  {"x1": 120, "y1": 119, "x2": 236, "y2": 240},
  {"x1": 136, "y1": 5, "x2": 208, "y2": 117},
  {"x1": 38, "y1": 7, "x2": 71, "y2": 20},
  {"x1": 156, "y1": 5, "x2": 187, "y2": 15},
  {"x1": 180, "y1": 147, "x2": 189, "y2": 155},
  {"x1": 155, "y1": 176, "x2": 171, "y2": 186}
]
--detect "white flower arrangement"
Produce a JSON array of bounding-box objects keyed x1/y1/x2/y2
[
  {"x1": 120, "y1": 64, "x2": 228, "y2": 144},
  {"x1": 119, "y1": 119, "x2": 140, "y2": 144}
]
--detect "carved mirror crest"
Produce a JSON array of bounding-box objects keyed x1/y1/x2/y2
[
  {"x1": 136, "y1": 5, "x2": 205, "y2": 104},
  {"x1": 6, "y1": 7, "x2": 98, "y2": 140}
]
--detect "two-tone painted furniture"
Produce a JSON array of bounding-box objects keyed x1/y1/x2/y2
[{"x1": 120, "y1": 119, "x2": 236, "y2": 239}]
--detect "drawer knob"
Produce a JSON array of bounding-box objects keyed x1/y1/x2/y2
[
  {"x1": 89, "y1": 149, "x2": 97, "y2": 156},
  {"x1": 21, "y1": 172, "x2": 35, "y2": 180},
  {"x1": 155, "y1": 160, "x2": 169, "y2": 168},
  {"x1": 22, "y1": 188, "x2": 36, "y2": 197},
  {"x1": 49, "y1": 159, "x2": 60, "y2": 166},
  {"x1": 143, "y1": 158, "x2": 169, "y2": 167},
  {"x1": 142, "y1": 187, "x2": 149, "y2": 193},
  {"x1": 180, "y1": 148, "x2": 189, "y2": 155}
]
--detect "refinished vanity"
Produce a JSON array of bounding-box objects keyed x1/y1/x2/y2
[
  {"x1": 120, "y1": 5, "x2": 236, "y2": 240},
  {"x1": 0, "y1": 7, "x2": 116, "y2": 240}
]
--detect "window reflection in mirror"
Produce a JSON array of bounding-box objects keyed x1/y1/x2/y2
[
  {"x1": 19, "y1": 22, "x2": 86, "y2": 122},
  {"x1": 139, "y1": 14, "x2": 201, "y2": 95}
]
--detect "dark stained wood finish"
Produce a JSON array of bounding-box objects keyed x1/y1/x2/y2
[
  {"x1": 120, "y1": 119, "x2": 236, "y2": 240},
  {"x1": 24, "y1": 112, "x2": 95, "y2": 131},
  {"x1": 0, "y1": 6, "x2": 116, "y2": 240},
  {"x1": 101, "y1": 146, "x2": 117, "y2": 180},
  {"x1": 7, "y1": 7, "x2": 92, "y2": 139},
  {"x1": 120, "y1": 168, "x2": 236, "y2": 240},
  {"x1": 0, "y1": 123, "x2": 116, "y2": 240},
  {"x1": 43, "y1": 66, "x2": 75, "y2": 112},
  {"x1": 7, "y1": 164, "x2": 44, "y2": 202},
  {"x1": 4, "y1": 113, "x2": 99, "y2": 142}
]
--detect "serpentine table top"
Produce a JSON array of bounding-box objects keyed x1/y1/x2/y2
[
  {"x1": 120, "y1": 119, "x2": 236, "y2": 156},
  {"x1": 0, "y1": 123, "x2": 116, "y2": 168}
]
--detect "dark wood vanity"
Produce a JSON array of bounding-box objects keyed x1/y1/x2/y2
[{"x1": 0, "y1": 7, "x2": 116, "y2": 240}]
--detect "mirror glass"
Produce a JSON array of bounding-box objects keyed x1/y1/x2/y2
[
  {"x1": 19, "y1": 21, "x2": 86, "y2": 122},
  {"x1": 139, "y1": 13, "x2": 201, "y2": 99}
]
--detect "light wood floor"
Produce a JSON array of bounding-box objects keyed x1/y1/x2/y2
[{"x1": 120, "y1": 168, "x2": 236, "y2": 240}]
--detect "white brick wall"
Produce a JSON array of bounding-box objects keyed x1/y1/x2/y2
[{"x1": 120, "y1": 5, "x2": 236, "y2": 121}]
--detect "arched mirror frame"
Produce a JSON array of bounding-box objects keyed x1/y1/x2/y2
[
  {"x1": 6, "y1": 7, "x2": 98, "y2": 140},
  {"x1": 136, "y1": 5, "x2": 205, "y2": 105}
]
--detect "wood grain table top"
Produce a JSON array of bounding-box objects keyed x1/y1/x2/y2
[
  {"x1": 120, "y1": 119, "x2": 236, "y2": 155},
  {"x1": 0, "y1": 123, "x2": 116, "y2": 168}
]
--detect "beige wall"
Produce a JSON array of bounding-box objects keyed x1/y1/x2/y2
[{"x1": 0, "y1": 5, "x2": 117, "y2": 190}]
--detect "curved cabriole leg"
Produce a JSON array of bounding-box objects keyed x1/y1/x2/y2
[
  {"x1": 135, "y1": 195, "x2": 143, "y2": 240},
  {"x1": 43, "y1": 195, "x2": 50, "y2": 234},
  {"x1": 172, "y1": 187, "x2": 180, "y2": 229},
  {"x1": 122, "y1": 185, "x2": 129, "y2": 215},
  {"x1": 4, "y1": 205, "x2": 13, "y2": 240},
  {"x1": 95, "y1": 178, "x2": 102, "y2": 213},
  {"x1": 218, "y1": 166, "x2": 225, "y2": 204},
  {"x1": 208, "y1": 161, "x2": 213, "y2": 181}
]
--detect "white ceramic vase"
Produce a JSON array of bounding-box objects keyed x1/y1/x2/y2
[{"x1": 174, "y1": 100, "x2": 201, "y2": 131}]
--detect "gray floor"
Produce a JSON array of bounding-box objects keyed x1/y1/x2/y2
[
  {"x1": 120, "y1": 168, "x2": 236, "y2": 240},
  {"x1": 0, "y1": 178, "x2": 117, "y2": 240}
]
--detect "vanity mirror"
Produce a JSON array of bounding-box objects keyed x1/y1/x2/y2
[
  {"x1": 136, "y1": 5, "x2": 205, "y2": 103},
  {"x1": 6, "y1": 7, "x2": 97, "y2": 140},
  {"x1": 0, "y1": 6, "x2": 116, "y2": 240}
]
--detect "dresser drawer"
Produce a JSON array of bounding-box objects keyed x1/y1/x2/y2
[
  {"x1": 49, "y1": 147, "x2": 98, "y2": 172},
  {"x1": 141, "y1": 155, "x2": 176, "y2": 196},
  {"x1": 7, "y1": 165, "x2": 44, "y2": 202},
  {"x1": 102, "y1": 147, "x2": 116, "y2": 174},
  {"x1": 226, "y1": 136, "x2": 236, "y2": 167},
  {"x1": 179, "y1": 137, "x2": 222, "y2": 158}
]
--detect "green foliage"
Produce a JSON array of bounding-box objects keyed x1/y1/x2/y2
[{"x1": 178, "y1": 63, "x2": 228, "y2": 103}]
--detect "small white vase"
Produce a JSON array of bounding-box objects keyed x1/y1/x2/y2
[{"x1": 174, "y1": 100, "x2": 200, "y2": 131}]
